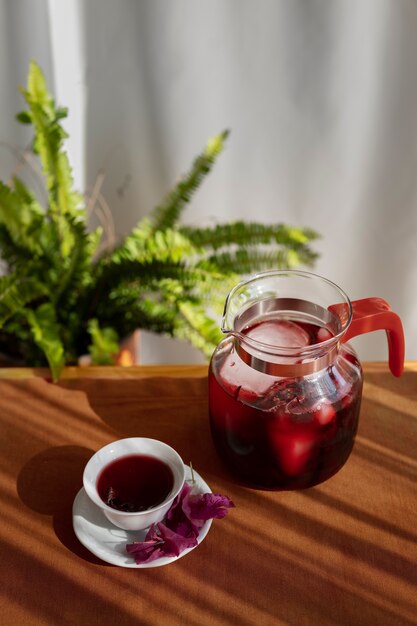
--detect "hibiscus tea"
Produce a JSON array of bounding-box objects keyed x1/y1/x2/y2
[
  {"x1": 209, "y1": 318, "x2": 363, "y2": 489},
  {"x1": 97, "y1": 454, "x2": 174, "y2": 512}
]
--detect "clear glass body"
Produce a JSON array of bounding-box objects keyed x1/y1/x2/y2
[
  {"x1": 208, "y1": 270, "x2": 364, "y2": 490},
  {"x1": 209, "y1": 334, "x2": 362, "y2": 489}
]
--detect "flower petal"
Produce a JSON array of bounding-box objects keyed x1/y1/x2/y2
[
  {"x1": 125, "y1": 521, "x2": 198, "y2": 564},
  {"x1": 165, "y1": 483, "x2": 200, "y2": 536},
  {"x1": 125, "y1": 484, "x2": 234, "y2": 564},
  {"x1": 156, "y1": 522, "x2": 198, "y2": 556},
  {"x1": 186, "y1": 493, "x2": 235, "y2": 522},
  {"x1": 165, "y1": 482, "x2": 193, "y2": 522}
]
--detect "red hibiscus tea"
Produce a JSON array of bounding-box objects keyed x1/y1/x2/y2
[
  {"x1": 97, "y1": 454, "x2": 174, "y2": 512},
  {"x1": 209, "y1": 318, "x2": 363, "y2": 489}
]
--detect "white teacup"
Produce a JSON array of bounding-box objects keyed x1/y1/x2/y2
[{"x1": 83, "y1": 437, "x2": 185, "y2": 531}]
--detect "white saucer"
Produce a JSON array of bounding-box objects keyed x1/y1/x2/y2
[{"x1": 72, "y1": 465, "x2": 213, "y2": 568}]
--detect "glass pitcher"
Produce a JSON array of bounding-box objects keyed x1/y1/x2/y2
[{"x1": 208, "y1": 270, "x2": 404, "y2": 489}]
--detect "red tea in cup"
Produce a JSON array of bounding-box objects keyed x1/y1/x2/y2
[{"x1": 97, "y1": 454, "x2": 174, "y2": 512}]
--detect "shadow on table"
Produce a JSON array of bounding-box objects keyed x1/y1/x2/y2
[
  {"x1": 359, "y1": 371, "x2": 417, "y2": 467},
  {"x1": 364, "y1": 366, "x2": 417, "y2": 392},
  {"x1": 76, "y1": 375, "x2": 227, "y2": 483},
  {"x1": 16, "y1": 444, "x2": 110, "y2": 565}
]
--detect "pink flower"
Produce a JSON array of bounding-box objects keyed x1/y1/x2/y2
[
  {"x1": 165, "y1": 482, "x2": 200, "y2": 536},
  {"x1": 127, "y1": 522, "x2": 198, "y2": 564},
  {"x1": 126, "y1": 484, "x2": 234, "y2": 564},
  {"x1": 185, "y1": 493, "x2": 235, "y2": 524}
]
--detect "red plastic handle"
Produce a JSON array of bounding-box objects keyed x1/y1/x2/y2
[{"x1": 329, "y1": 298, "x2": 405, "y2": 377}]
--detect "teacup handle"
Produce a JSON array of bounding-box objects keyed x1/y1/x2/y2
[{"x1": 329, "y1": 298, "x2": 405, "y2": 377}]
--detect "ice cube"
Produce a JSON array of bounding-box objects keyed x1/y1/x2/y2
[
  {"x1": 317, "y1": 327, "x2": 333, "y2": 343},
  {"x1": 219, "y1": 350, "x2": 273, "y2": 400},
  {"x1": 245, "y1": 320, "x2": 311, "y2": 348},
  {"x1": 313, "y1": 403, "x2": 336, "y2": 425},
  {"x1": 269, "y1": 430, "x2": 317, "y2": 476}
]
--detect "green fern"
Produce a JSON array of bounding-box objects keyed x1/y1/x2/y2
[
  {"x1": 0, "y1": 180, "x2": 44, "y2": 254},
  {"x1": 18, "y1": 60, "x2": 83, "y2": 257},
  {"x1": 25, "y1": 303, "x2": 65, "y2": 381},
  {"x1": 0, "y1": 274, "x2": 46, "y2": 325},
  {"x1": 180, "y1": 221, "x2": 319, "y2": 250},
  {"x1": 150, "y1": 130, "x2": 229, "y2": 232},
  {"x1": 19, "y1": 62, "x2": 82, "y2": 217},
  {"x1": 87, "y1": 319, "x2": 119, "y2": 365},
  {"x1": 204, "y1": 246, "x2": 318, "y2": 274},
  {"x1": 0, "y1": 61, "x2": 319, "y2": 380}
]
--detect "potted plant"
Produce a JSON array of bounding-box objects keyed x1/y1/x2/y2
[{"x1": 0, "y1": 62, "x2": 319, "y2": 381}]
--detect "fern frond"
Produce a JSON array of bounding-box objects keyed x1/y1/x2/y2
[
  {"x1": 19, "y1": 61, "x2": 83, "y2": 256},
  {"x1": 0, "y1": 225, "x2": 36, "y2": 268},
  {"x1": 54, "y1": 220, "x2": 101, "y2": 306},
  {"x1": 11, "y1": 176, "x2": 44, "y2": 211},
  {"x1": 112, "y1": 260, "x2": 225, "y2": 288},
  {"x1": 20, "y1": 62, "x2": 82, "y2": 214},
  {"x1": 180, "y1": 221, "x2": 320, "y2": 250},
  {"x1": 0, "y1": 180, "x2": 44, "y2": 254},
  {"x1": 87, "y1": 319, "x2": 119, "y2": 365},
  {"x1": 174, "y1": 302, "x2": 222, "y2": 358},
  {"x1": 205, "y1": 245, "x2": 319, "y2": 274},
  {"x1": 93, "y1": 226, "x2": 201, "y2": 305},
  {"x1": 94, "y1": 287, "x2": 178, "y2": 339},
  {"x1": 0, "y1": 274, "x2": 47, "y2": 325},
  {"x1": 105, "y1": 223, "x2": 199, "y2": 265},
  {"x1": 150, "y1": 130, "x2": 229, "y2": 232},
  {"x1": 129, "y1": 298, "x2": 178, "y2": 335},
  {"x1": 25, "y1": 302, "x2": 64, "y2": 381}
]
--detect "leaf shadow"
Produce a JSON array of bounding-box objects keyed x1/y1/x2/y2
[{"x1": 71, "y1": 376, "x2": 227, "y2": 482}]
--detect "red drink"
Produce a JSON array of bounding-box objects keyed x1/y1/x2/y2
[
  {"x1": 97, "y1": 454, "x2": 174, "y2": 511},
  {"x1": 209, "y1": 319, "x2": 362, "y2": 489}
]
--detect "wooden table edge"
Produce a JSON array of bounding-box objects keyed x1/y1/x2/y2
[
  {"x1": 0, "y1": 361, "x2": 415, "y2": 380},
  {"x1": 0, "y1": 364, "x2": 210, "y2": 379}
]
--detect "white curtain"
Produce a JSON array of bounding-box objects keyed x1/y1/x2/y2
[{"x1": 1, "y1": 0, "x2": 416, "y2": 363}]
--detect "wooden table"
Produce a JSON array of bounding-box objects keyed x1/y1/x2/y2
[{"x1": 0, "y1": 363, "x2": 416, "y2": 626}]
